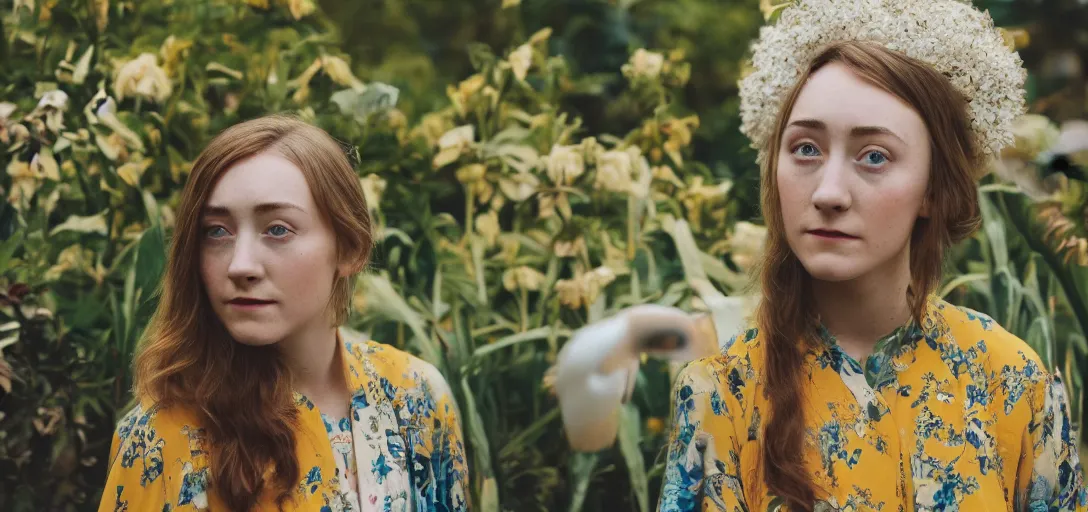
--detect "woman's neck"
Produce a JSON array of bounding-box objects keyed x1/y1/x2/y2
[
  {"x1": 810, "y1": 264, "x2": 913, "y2": 362},
  {"x1": 277, "y1": 321, "x2": 350, "y2": 411}
]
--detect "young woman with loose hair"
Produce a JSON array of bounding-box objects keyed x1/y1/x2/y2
[
  {"x1": 98, "y1": 115, "x2": 468, "y2": 512},
  {"x1": 561, "y1": 1, "x2": 1086, "y2": 510}
]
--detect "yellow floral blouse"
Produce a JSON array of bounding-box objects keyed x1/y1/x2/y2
[
  {"x1": 98, "y1": 329, "x2": 469, "y2": 512},
  {"x1": 660, "y1": 297, "x2": 1087, "y2": 511}
]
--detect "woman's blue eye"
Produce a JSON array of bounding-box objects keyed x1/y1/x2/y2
[
  {"x1": 268, "y1": 225, "x2": 290, "y2": 237},
  {"x1": 794, "y1": 143, "x2": 821, "y2": 158},
  {"x1": 206, "y1": 226, "x2": 228, "y2": 238},
  {"x1": 861, "y1": 151, "x2": 888, "y2": 166}
]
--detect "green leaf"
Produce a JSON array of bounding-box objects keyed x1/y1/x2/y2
[
  {"x1": 617, "y1": 404, "x2": 649, "y2": 512},
  {"x1": 360, "y1": 273, "x2": 442, "y2": 366},
  {"x1": 0, "y1": 227, "x2": 24, "y2": 273},
  {"x1": 567, "y1": 452, "x2": 599, "y2": 512},
  {"x1": 473, "y1": 326, "x2": 558, "y2": 359}
]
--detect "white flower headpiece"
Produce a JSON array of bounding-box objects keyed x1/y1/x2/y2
[{"x1": 738, "y1": 0, "x2": 1027, "y2": 162}]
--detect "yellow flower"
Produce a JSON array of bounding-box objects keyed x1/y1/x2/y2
[
  {"x1": 116, "y1": 156, "x2": 152, "y2": 187},
  {"x1": 508, "y1": 44, "x2": 533, "y2": 82},
  {"x1": 502, "y1": 266, "x2": 545, "y2": 292},
  {"x1": 287, "y1": 0, "x2": 316, "y2": 19},
  {"x1": 320, "y1": 55, "x2": 363, "y2": 89},
  {"x1": 447, "y1": 74, "x2": 486, "y2": 115},
  {"x1": 113, "y1": 53, "x2": 173, "y2": 103},
  {"x1": 545, "y1": 144, "x2": 584, "y2": 185},
  {"x1": 159, "y1": 36, "x2": 193, "y2": 78},
  {"x1": 660, "y1": 115, "x2": 699, "y2": 166},
  {"x1": 359, "y1": 174, "x2": 387, "y2": 212},
  {"x1": 646, "y1": 417, "x2": 665, "y2": 435}
]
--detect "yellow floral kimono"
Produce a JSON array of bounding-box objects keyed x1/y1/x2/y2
[
  {"x1": 659, "y1": 297, "x2": 1087, "y2": 511},
  {"x1": 98, "y1": 329, "x2": 469, "y2": 512}
]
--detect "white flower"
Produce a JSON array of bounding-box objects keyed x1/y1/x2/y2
[
  {"x1": 738, "y1": 0, "x2": 1026, "y2": 160},
  {"x1": 625, "y1": 49, "x2": 665, "y2": 80},
  {"x1": 594, "y1": 149, "x2": 634, "y2": 193},
  {"x1": 545, "y1": 144, "x2": 584, "y2": 185},
  {"x1": 433, "y1": 125, "x2": 475, "y2": 168}
]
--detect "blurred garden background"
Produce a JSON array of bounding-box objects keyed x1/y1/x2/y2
[{"x1": 2, "y1": 0, "x2": 1088, "y2": 510}]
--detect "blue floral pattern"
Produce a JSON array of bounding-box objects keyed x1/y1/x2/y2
[{"x1": 99, "y1": 329, "x2": 469, "y2": 511}]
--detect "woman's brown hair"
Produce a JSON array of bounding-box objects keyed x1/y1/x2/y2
[
  {"x1": 755, "y1": 41, "x2": 981, "y2": 510},
  {"x1": 132, "y1": 114, "x2": 373, "y2": 510}
]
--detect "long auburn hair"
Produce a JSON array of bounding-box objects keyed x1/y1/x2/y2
[
  {"x1": 755, "y1": 41, "x2": 982, "y2": 510},
  {"x1": 132, "y1": 114, "x2": 373, "y2": 510}
]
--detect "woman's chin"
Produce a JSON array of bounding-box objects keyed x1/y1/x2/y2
[
  {"x1": 224, "y1": 323, "x2": 284, "y2": 347},
  {"x1": 799, "y1": 255, "x2": 867, "y2": 283}
]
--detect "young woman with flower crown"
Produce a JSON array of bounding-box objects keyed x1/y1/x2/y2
[
  {"x1": 98, "y1": 115, "x2": 469, "y2": 512},
  {"x1": 561, "y1": 0, "x2": 1087, "y2": 510}
]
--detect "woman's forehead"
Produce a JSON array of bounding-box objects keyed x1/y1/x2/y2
[
  {"x1": 787, "y1": 63, "x2": 926, "y2": 144},
  {"x1": 204, "y1": 153, "x2": 315, "y2": 213}
]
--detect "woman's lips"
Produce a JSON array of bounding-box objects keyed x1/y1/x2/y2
[{"x1": 806, "y1": 229, "x2": 859, "y2": 240}]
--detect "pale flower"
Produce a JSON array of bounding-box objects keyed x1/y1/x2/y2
[
  {"x1": 1005, "y1": 114, "x2": 1059, "y2": 161},
  {"x1": 553, "y1": 236, "x2": 585, "y2": 258},
  {"x1": 554, "y1": 279, "x2": 584, "y2": 309},
  {"x1": 498, "y1": 171, "x2": 540, "y2": 202},
  {"x1": 729, "y1": 221, "x2": 768, "y2": 271},
  {"x1": 476, "y1": 209, "x2": 501, "y2": 248},
  {"x1": 502, "y1": 266, "x2": 546, "y2": 292},
  {"x1": 582, "y1": 266, "x2": 616, "y2": 306},
  {"x1": 360, "y1": 174, "x2": 387, "y2": 211},
  {"x1": 509, "y1": 44, "x2": 533, "y2": 81},
  {"x1": 624, "y1": 49, "x2": 665, "y2": 80},
  {"x1": 433, "y1": 125, "x2": 475, "y2": 169},
  {"x1": 553, "y1": 266, "x2": 616, "y2": 309},
  {"x1": 113, "y1": 53, "x2": 173, "y2": 103},
  {"x1": 545, "y1": 144, "x2": 584, "y2": 185},
  {"x1": 288, "y1": 0, "x2": 316, "y2": 19},
  {"x1": 31, "y1": 90, "x2": 70, "y2": 133},
  {"x1": 594, "y1": 149, "x2": 634, "y2": 193}
]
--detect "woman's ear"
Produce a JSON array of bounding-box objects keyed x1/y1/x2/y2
[
  {"x1": 919, "y1": 193, "x2": 931, "y2": 218},
  {"x1": 336, "y1": 253, "x2": 367, "y2": 278}
]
